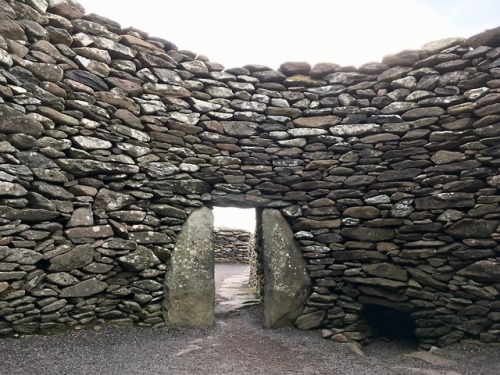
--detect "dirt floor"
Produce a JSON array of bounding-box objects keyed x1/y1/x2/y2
[{"x1": 0, "y1": 264, "x2": 499, "y2": 375}]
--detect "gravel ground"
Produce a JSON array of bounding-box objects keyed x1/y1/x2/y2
[{"x1": 1, "y1": 264, "x2": 499, "y2": 375}]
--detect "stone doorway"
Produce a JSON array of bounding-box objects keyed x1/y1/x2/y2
[
  {"x1": 213, "y1": 206, "x2": 259, "y2": 318},
  {"x1": 362, "y1": 304, "x2": 418, "y2": 347},
  {"x1": 162, "y1": 207, "x2": 311, "y2": 328}
]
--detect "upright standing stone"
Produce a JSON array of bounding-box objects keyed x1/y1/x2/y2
[
  {"x1": 163, "y1": 207, "x2": 215, "y2": 327},
  {"x1": 261, "y1": 209, "x2": 311, "y2": 328}
]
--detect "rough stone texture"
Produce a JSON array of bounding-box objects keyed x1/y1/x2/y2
[
  {"x1": 261, "y1": 209, "x2": 311, "y2": 328},
  {"x1": 0, "y1": 0, "x2": 499, "y2": 348},
  {"x1": 214, "y1": 228, "x2": 252, "y2": 263},
  {"x1": 163, "y1": 207, "x2": 215, "y2": 327},
  {"x1": 59, "y1": 278, "x2": 107, "y2": 297}
]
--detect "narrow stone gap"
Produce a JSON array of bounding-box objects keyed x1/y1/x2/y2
[
  {"x1": 212, "y1": 207, "x2": 261, "y2": 319},
  {"x1": 362, "y1": 305, "x2": 419, "y2": 349}
]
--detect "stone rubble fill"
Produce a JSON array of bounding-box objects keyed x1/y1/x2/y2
[{"x1": 214, "y1": 228, "x2": 252, "y2": 263}]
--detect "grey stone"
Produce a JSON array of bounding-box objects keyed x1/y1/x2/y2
[
  {"x1": 415, "y1": 193, "x2": 475, "y2": 210},
  {"x1": 108, "y1": 210, "x2": 146, "y2": 223},
  {"x1": 94, "y1": 189, "x2": 135, "y2": 211},
  {"x1": 261, "y1": 209, "x2": 311, "y2": 328},
  {"x1": 45, "y1": 272, "x2": 79, "y2": 287},
  {"x1": 422, "y1": 37, "x2": 465, "y2": 52},
  {"x1": 0, "y1": 15, "x2": 27, "y2": 41},
  {"x1": 467, "y1": 25, "x2": 500, "y2": 48},
  {"x1": 132, "y1": 280, "x2": 163, "y2": 292},
  {"x1": 149, "y1": 204, "x2": 187, "y2": 220},
  {"x1": 221, "y1": 121, "x2": 258, "y2": 137},
  {"x1": 1, "y1": 207, "x2": 59, "y2": 222},
  {"x1": 91, "y1": 37, "x2": 136, "y2": 59},
  {"x1": 362, "y1": 263, "x2": 408, "y2": 281},
  {"x1": 56, "y1": 159, "x2": 139, "y2": 176},
  {"x1": 48, "y1": 244, "x2": 94, "y2": 272},
  {"x1": 41, "y1": 299, "x2": 67, "y2": 313},
  {"x1": 457, "y1": 260, "x2": 500, "y2": 283},
  {"x1": 333, "y1": 250, "x2": 387, "y2": 262},
  {"x1": 144, "y1": 162, "x2": 179, "y2": 178},
  {"x1": 128, "y1": 232, "x2": 172, "y2": 245},
  {"x1": 4, "y1": 248, "x2": 42, "y2": 265},
  {"x1": 341, "y1": 227, "x2": 394, "y2": 241},
  {"x1": 65, "y1": 70, "x2": 108, "y2": 91},
  {"x1": 293, "y1": 115, "x2": 342, "y2": 128},
  {"x1": 431, "y1": 150, "x2": 467, "y2": 165},
  {"x1": 344, "y1": 276, "x2": 407, "y2": 289},
  {"x1": 117, "y1": 246, "x2": 161, "y2": 272},
  {"x1": 67, "y1": 206, "x2": 94, "y2": 228},
  {"x1": 59, "y1": 278, "x2": 107, "y2": 298},
  {"x1": 143, "y1": 83, "x2": 190, "y2": 97},
  {"x1": 445, "y1": 219, "x2": 498, "y2": 239},
  {"x1": 24, "y1": 62, "x2": 63, "y2": 82},
  {"x1": 72, "y1": 136, "x2": 112, "y2": 150},
  {"x1": 163, "y1": 207, "x2": 215, "y2": 327},
  {"x1": 0, "y1": 182, "x2": 28, "y2": 197},
  {"x1": 0, "y1": 282, "x2": 8, "y2": 293},
  {"x1": 0, "y1": 272, "x2": 26, "y2": 281},
  {"x1": 148, "y1": 180, "x2": 210, "y2": 195},
  {"x1": 407, "y1": 268, "x2": 448, "y2": 291},
  {"x1": 33, "y1": 182, "x2": 74, "y2": 200},
  {"x1": 65, "y1": 225, "x2": 114, "y2": 239},
  {"x1": 295, "y1": 310, "x2": 326, "y2": 330},
  {"x1": 330, "y1": 123, "x2": 380, "y2": 136},
  {"x1": 0, "y1": 105, "x2": 44, "y2": 138},
  {"x1": 343, "y1": 206, "x2": 380, "y2": 219},
  {"x1": 109, "y1": 124, "x2": 150, "y2": 142}
]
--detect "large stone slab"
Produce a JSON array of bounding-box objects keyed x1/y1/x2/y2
[
  {"x1": 261, "y1": 209, "x2": 311, "y2": 328},
  {"x1": 59, "y1": 278, "x2": 107, "y2": 298},
  {"x1": 56, "y1": 159, "x2": 139, "y2": 177},
  {"x1": 445, "y1": 219, "x2": 499, "y2": 239},
  {"x1": 341, "y1": 227, "x2": 395, "y2": 241},
  {"x1": 48, "y1": 244, "x2": 94, "y2": 272},
  {"x1": 163, "y1": 207, "x2": 215, "y2": 327},
  {"x1": 457, "y1": 260, "x2": 500, "y2": 283},
  {"x1": 117, "y1": 246, "x2": 161, "y2": 272},
  {"x1": 467, "y1": 25, "x2": 500, "y2": 48},
  {"x1": 0, "y1": 105, "x2": 44, "y2": 138}
]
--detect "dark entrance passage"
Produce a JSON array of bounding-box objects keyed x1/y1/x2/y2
[{"x1": 363, "y1": 305, "x2": 418, "y2": 347}]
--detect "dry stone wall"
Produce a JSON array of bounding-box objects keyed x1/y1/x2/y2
[
  {"x1": 214, "y1": 228, "x2": 252, "y2": 263},
  {"x1": 0, "y1": 0, "x2": 499, "y2": 347}
]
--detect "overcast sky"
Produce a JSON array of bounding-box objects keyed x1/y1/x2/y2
[
  {"x1": 77, "y1": 0, "x2": 499, "y2": 69},
  {"x1": 74, "y1": 0, "x2": 499, "y2": 231}
]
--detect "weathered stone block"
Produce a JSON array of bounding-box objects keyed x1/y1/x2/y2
[
  {"x1": 65, "y1": 225, "x2": 114, "y2": 239},
  {"x1": 362, "y1": 263, "x2": 408, "y2": 281},
  {"x1": 445, "y1": 219, "x2": 499, "y2": 239},
  {"x1": 48, "y1": 245, "x2": 94, "y2": 272},
  {"x1": 163, "y1": 207, "x2": 215, "y2": 327},
  {"x1": 341, "y1": 227, "x2": 395, "y2": 241},
  {"x1": 457, "y1": 260, "x2": 500, "y2": 283},
  {"x1": 295, "y1": 310, "x2": 326, "y2": 330},
  {"x1": 59, "y1": 278, "x2": 107, "y2": 298},
  {"x1": 117, "y1": 246, "x2": 161, "y2": 272},
  {"x1": 261, "y1": 209, "x2": 311, "y2": 328},
  {"x1": 415, "y1": 193, "x2": 475, "y2": 210}
]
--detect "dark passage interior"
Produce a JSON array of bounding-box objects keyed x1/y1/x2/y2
[{"x1": 363, "y1": 305, "x2": 419, "y2": 345}]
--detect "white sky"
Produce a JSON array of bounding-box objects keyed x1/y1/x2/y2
[
  {"x1": 77, "y1": 0, "x2": 500, "y2": 69},
  {"x1": 213, "y1": 207, "x2": 256, "y2": 232},
  {"x1": 74, "y1": 0, "x2": 499, "y2": 231}
]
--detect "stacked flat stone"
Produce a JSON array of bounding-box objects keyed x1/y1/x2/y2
[
  {"x1": 214, "y1": 228, "x2": 252, "y2": 263},
  {"x1": 0, "y1": 0, "x2": 499, "y2": 348}
]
